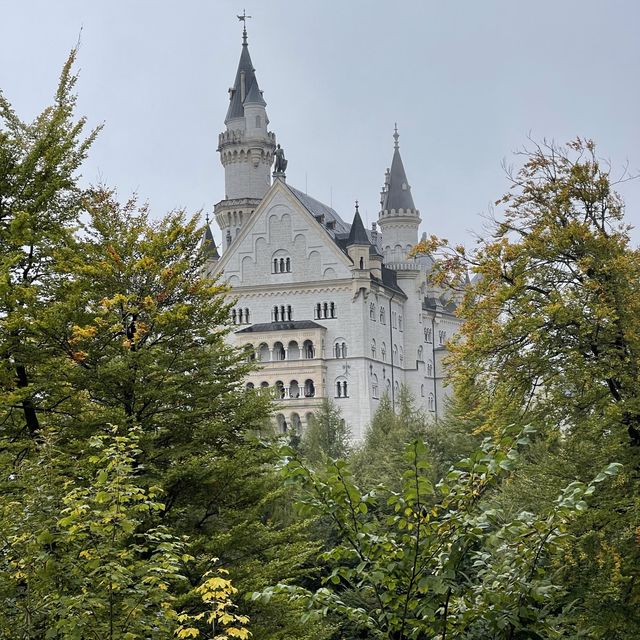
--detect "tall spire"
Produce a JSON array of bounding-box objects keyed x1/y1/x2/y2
[
  {"x1": 225, "y1": 16, "x2": 265, "y2": 123},
  {"x1": 347, "y1": 201, "x2": 369, "y2": 246},
  {"x1": 201, "y1": 220, "x2": 220, "y2": 261},
  {"x1": 381, "y1": 125, "x2": 416, "y2": 212}
]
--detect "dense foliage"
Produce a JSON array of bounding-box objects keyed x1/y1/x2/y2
[{"x1": 2, "y1": 50, "x2": 639, "y2": 640}]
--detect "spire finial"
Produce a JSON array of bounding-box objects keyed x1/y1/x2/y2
[
  {"x1": 393, "y1": 123, "x2": 399, "y2": 150},
  {"x1": 355, "y1": 200, "x2": 359, "y2": 213},
  {"x1": 205, "y1": 212, "x2": 210, "y2": 225},
  {"x1": 237, "y1": 9, "x2": 252, "y2": 45}
]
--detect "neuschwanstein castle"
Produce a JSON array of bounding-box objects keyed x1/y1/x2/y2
[{"x1": 203, "y1": 28, "x2": 462, "y2": 441}]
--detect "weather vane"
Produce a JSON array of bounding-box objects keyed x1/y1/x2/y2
[{"x1": 237, "y1": 9, "x2": 252, "y2": 43}]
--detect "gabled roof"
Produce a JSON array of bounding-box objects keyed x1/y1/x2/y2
[
  {"x1": 381, "y1": 128, "x2": 416, "y2": 211},
  {"x1": 225, "y1": 39, "x2": 265, "y2": 122}
]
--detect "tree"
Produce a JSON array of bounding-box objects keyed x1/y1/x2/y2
[
  {"x1": 300, "y1": 399, "x2": 351, "y2": 465},
  {"x1": 412, "y1": 138, "x2": 640, "y2": 637},
  {"x1": 259, "y1": 431, "x2": 620, "y2": 639},
  {"x1": 352, "y1": 387, "x2": 429, "y2": 491},
  {"x1": 0, "y1": 53, "x2": 327, "y2": 640},
  {"x1": 0, "y1": 47, "x2": 99, "y2": 454},
  {"x1": 0, "y1": 425, "x2": 249, "y2": 639}
]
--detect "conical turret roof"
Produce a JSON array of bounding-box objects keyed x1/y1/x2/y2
[
  {"x1": 225, "y1": 35, "x2": 266, "y2": 122},
  {"x1": 347, "y1": 203, "x2": 369, "y2": 246},
  {"x1": 202, "y1": 222, "x2": 220, "y2": 260},
  {"x1": 381, "y1": 127, "x2": 416, "y2": 211}
]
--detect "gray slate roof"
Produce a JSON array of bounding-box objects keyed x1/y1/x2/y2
[
  {"x1": 236, "y1": 320, "x2": 325, "y2": 333},
  {"x1": 347, "y1": 207, "x2": 369, "y2": 245},
  {"x1": 225, "y1": 42, "x2": 264, "y2": 123},
  {"x1": 201, "y1": 224, "x2": 220, "y2": 260},
  {"x1": 286, "y1": 184, "x2": 405, "y2": 296},
  {"x1": 287, "y1": 186, "x2": 350, "y2": 234},
  {"x1": 382, "y1": 147, "x2": 416, "y2": 211}
]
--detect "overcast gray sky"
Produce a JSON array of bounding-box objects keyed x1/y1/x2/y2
[{"x1": 1, "y1": 0, "x2": 639, "y2": 247}]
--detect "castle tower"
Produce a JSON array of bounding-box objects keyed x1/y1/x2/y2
[
  {"x1": 377, "y1": 126, "x2": 421, "y2": 266},
  {"x1": 214, "y1": 25, "x2": 276, "y2": 251}
]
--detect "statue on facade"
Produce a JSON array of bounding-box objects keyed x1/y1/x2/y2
[{"x1": 273, "y1": 144, "x2": 287, "y2": 174}]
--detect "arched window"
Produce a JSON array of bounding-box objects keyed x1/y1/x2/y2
[
  {"x1": 280, "y1": 305, "x2": 286, "y2": 322},
  {"x1": 381, "y1": 342, "x2": 386, "y2": 361},
  {"x1": 427, "y1": 360, "x2": 433, "y2": 377},
  {"x1": 245, "y1": 308, "x2": 250, "y2": 324},
  {"x1": 370, "y1": 302, "x2": 376, "y2": 320},
  {"x1": 246, "y1": 382, "x2": 255, "y2": 390},
  {"x1": 273, "y1": 306, "x2": 279, "y2": 322},
  {"x1": 393, "y1": 345, "x2": 398, "y2": 362},
  {"x1": 421, "y1": 384, "x2": 425, "y2": 397},
  {"x1": 289, "y1": 380, "x2": 300, "y2": 399},
  {"x1": 255, "y1": 115, "x2": 261, "y2": 128},
  {"x1": 291, "y1": 413, "x2": 302, "y2": 433},
  {"x1": 359, "y1": 256, "x2": 364, "y2": 269},
  {"x1": 286, "y1": 305, "x2": 292, "y2": 321},
  {"x1": 334, "y1": 340, "x2": 347, "y2": 358},
  {"x1": 273, "y1": 342, "x2": 285, "y2": 361},
  {"x1": 272, "y1": 251, "x2": 291, "y2": 274},
  {"x1": 425, "y1": 327, "x2": 432, "y2": 343},
  {"x1": 275, "y1": 380, "x2": 285, "y2": 399},
  {"x1": 238, "y1": 308, "x2": 244, "y2": 323},
  {"x1": 371, "y1": 339, "x2": 376, "y2": 358},
  {"x1": 439, "y1": 330, "x2": 447, "y2": 345},
  {"x1": 335, "y1": 377, "x2": 348, "y2": 398},
  {"x1": 258, "y1": 343, "x2": 270, "y2": 361},
  {"x1": 399, "y1": 315, "x2": 403, "y2": 331},
  {"x1": 288, "y1": 340, "x2": 300, "y2": 360},
  {"x1": 231, "y1": 309, "x2": 237, "y2": 324},
  {"x1": 303, "y1": 340, "x2": 314, "y2": 359},
  {"x1": 304, "y1": 379, "x2": 315, "y2": 397},
  {"x1": 330, "y1": 302, "x2": 335, "y2": 318},
  {"x1": 380, "y1": 307, "x2": 386, "y2": 324},
  {"x1": 428, "y1": 393, "x2": 435, "y2": 411},
  {"x1": 323, "y1": 302, "x2": 329, "y2": 319},
  {"x1": 417, "y1": 346, "x2": 423, "y2": 361},
  {"x1": 315, "y1": 302, "x2": 321, "y2": 319},
  {"x1": 275, "y1": 413, "x2": 287, "y2": 433},
  {"x1": 372, "y1": 374, "x2": 379, "y2": 399}
]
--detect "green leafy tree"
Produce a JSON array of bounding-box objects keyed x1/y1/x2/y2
[
  {"x1": 260, "y1": 431, "x2": 620, "y2": 639},
  {"x1": 0, "y1": 47, "x2": 98, "y2": 454},
  {"x1": 352, "y1": 387, "x2": 429, "y2": 491},
  {"x1": 0, "y1": 425, "x2": 249, "y2": 640},
  {"x1": 0, "y1": 53, "x2": 327, "y2": 640},
  {"x1": 300, "y1": 399, "x2": 351, "y2": 465},
  {"x1": 412, "y1": 138, "x2": 640, "y2": 637}
]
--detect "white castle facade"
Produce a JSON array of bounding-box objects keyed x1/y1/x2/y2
[{"x1": 203, "y1": 29, "x2": 463, "y2": 441}]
